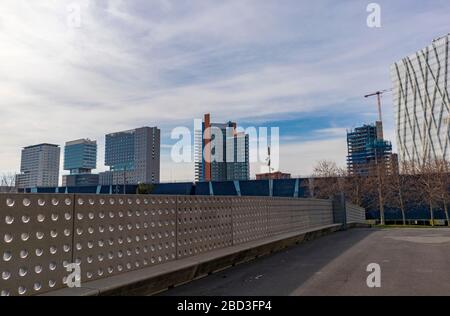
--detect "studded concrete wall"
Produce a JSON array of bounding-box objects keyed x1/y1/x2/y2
[
  {"x1": 176, "y1": 196, "x2": 233, "y2": 258},
  {"x1": 300, "y1": 199, "x2": 334, "y2": 229},
  {"x1": 268, "y1": 198, "x2": 296, "y2": 235},
  {"x1": 0, "y1": 194, "x2": 74, "y2": 296},
  {"x1": 1, "y1": 194, "x2": 333, "y2": 296},
  {"x1": 73, "y1": 195, "x2": 177, "y2": 283},
  {"x1": 232, "y1": 197, "x2": 269, "y2": 245},
  {"x1": 268, "y1": 198, "x2": 333, "y2": 236},
  {"x1": 346, "y1": 203, "x2": 366, "y2": 223}
]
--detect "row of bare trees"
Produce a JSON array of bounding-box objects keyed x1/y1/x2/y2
[
  {"x1": 312, "y1": 159, "x2": 450, "y2": 226},
  {"x1": 0, "y1": 173, "x2": 16, "y2": 193}
]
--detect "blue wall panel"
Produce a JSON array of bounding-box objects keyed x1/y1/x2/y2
[
  {"x1": 212, "y1": 182, "x2": 237, "y2": 196},
  {"x1": 239, "y1": 180, "x2": 270, "y2": 196},
  {"x1": 152, "y1": 183, "x2": 193, "y2": 195},
  {"x1": 273, "y1": 179, "x2": 295, "y2": 197},
  {"x1": 195, "y1": 182, "x2": 210, "y2": 196}
]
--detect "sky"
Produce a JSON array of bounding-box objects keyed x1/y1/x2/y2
[{"x1": 0, "y1": 0, "x2": 449, "y2": 182}]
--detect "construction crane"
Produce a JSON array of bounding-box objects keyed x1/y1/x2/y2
[
  {"x1": 364, "y1": 89, "x2": 392, "y2": 139},
  {"x1": 364, "y1": 89, "x2": 392, "y2": 227}
]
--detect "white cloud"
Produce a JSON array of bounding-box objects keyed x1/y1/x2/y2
[
  {"x1": 0, "y1": 0, "x2": 448, "y2": 180},
  {"x1": 268, "y1": 138, "x2": 348, "y2": 178},
  {"x1": 313, "y1": 128, "x2": 348, "y2": 138}
]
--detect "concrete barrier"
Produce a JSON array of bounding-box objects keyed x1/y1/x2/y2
[
  {"x1": 43, "y1": 224, "x2": 347, "y2": 296},
  {"x1": 0, "y1": 193, "x2": 364, "y2": 296},
  {"x1": 346, "y1": 203, "x2": 366, "y2": 224}
]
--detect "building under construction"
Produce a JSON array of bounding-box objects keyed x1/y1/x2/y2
[{"x1": 347, "y1": 122, "x2": 396, "y2": 176}]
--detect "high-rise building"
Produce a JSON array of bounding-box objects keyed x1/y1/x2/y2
[
  {"x1": 15, "y1": 143, "x2": 61, "y2": 188},
  {"x1": 62, "y1": 139, "x2": 99, "y2": 187},
  {"x1": 226, "y1": 131, "x2": 250, "y2": 181},
  {"x1": 194, "y1": 122, "x2": 203, "y2": 183},
  {"x1": 99, "y1": 127, "x2": 160, "y2": 185},
  {"x1": 195, "y1": 114, "x2": 250, "y2": 182},
  {"x1": 391, "y1": 34, "x2": 450, "y2": 165},
  {"x1": 64, "y1": 139, "x2": 97, "y2": 174},
  {"x1": 347, "y1": 123, "x2": 393, "y2": 176}
]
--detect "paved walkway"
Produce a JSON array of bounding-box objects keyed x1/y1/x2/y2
[{"x1": 161, "y1": 228, "x2": 450, "y2": 296}]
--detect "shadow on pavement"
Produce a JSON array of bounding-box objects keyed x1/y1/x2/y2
[{"x1": 160, "y1": 228, "x2": 375, "y2": 296}]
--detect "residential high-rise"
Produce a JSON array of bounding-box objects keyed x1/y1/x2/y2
[
  {"x1": 99, "y1": 127, "x2": 160, "y2": 185},
  {"x1": 347, "y1": 123, "x2": 393, "y2": 176},
  {"x1": 195, "y1": 114, "x2": 250, "y2": 182},
  {"x1": 62, "y1": 139, "x2": 99, "y2": 187},
  {"x1": 15, "y1": 144, "x2": 61, "y2": 188},
  {"x1": 391, "y1": 34, "x2": 450, "y2": 165},
  {"x1": 226, "y1": 131, "x2": 250, "y2": 181},
  {"x1": 194, "y1": 121, "x2": 203, "y2": 183}
]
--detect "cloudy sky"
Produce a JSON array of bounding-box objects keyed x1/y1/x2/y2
[{"x1": 0, "y1": 0, "x2": 449, "y2": 182}]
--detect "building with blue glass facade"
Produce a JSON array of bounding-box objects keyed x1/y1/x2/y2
[
  {"x1": 62, "y1": 139, "x2": 98, "y2": 187},
  {"x1": 100, "y1": 127, "x2": 160, "y2": 185},
  {"x1": 347, "y1": 123, "x2": 396, "y2": 176},
  {"x1": 64, "y1": 139, "x2": 97, "y2": 174},
  {"x1": 195, "y1": 114, "x2": 249, "y2": 182}
]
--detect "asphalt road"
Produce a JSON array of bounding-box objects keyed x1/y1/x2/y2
[{"x1": 161, "y1": 228, "x2": 450, "y2": 296}]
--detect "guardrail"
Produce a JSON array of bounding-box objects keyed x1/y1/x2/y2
[{"x1": 0, "y1": 194, "x2": 362, "y2": 296}]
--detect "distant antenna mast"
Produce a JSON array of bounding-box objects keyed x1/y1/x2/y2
[{"x1": 267, "y1": 146, "x2": 272, "y2": 177}]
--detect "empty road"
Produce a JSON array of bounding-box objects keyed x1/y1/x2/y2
[{"x1": 162, "y1": 228, "x2": 450, "y2": 296}]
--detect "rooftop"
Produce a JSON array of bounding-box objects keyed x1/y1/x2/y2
[
  {"x1": 23, "y1": 143, "x2": 59, "y2": 150},
  {"x1": 65, "y1": 139, "x2": 97, "y2": 146}
]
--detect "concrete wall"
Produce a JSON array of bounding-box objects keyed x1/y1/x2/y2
[
  {"x1": 0, "y1": 194, "x2": 333, "y2": 296},
  {"x1": 346, "y1": 203, "x2": 366, "y2": 223}
]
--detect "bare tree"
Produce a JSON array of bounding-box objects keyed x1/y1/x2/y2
[
  {"x1": 313, "y1": 160, "x2": 341, "y2": 178},
  {"x1": 342, "y1": 174, "x2": 367, "y2": 206},
  {"x1": 312, "y1": 160, "x2": 346, "y2": 199},
  {"x1": 384, "y1": 161, "x2": 416, "y2": 225},
  {"x1": 312, "y1": 156, "x2": 450, "y2": 227},
  {"x1": 0, "y1": 173, "x2": 16, "y2": 193},
  {"x1": 384, "y1": 162, "x2": 400, "y2": 225},
  {"x1": 362, "y1": 174, "x2": 384, "y2": 224},
  {"x1": 361, "y1": 157, "x2": 389, "y2": 225},
  {"x1": 432, "y1": 159, "x2": 450, "y2": 226},
  {"x1": 416, "y1": 160, "x2": 440, "y2": 226}
]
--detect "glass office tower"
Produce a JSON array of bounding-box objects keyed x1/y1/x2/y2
[
  {"x1": 195, "y1": 114, "x2": 250, "y2": 182},
  {"x1": 64, "y1": 139, "x2": 97, "y2": 174},
  {"x1": 100, "y1": 127, "x2": 160, "y2": 185},
  {"x1": 63, "y1": 139, "x2": 98, "y2": 187}
]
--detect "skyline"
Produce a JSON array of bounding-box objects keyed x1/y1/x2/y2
[{"x1": 1, "y1": 1, "x2": 449, "y2": 182}]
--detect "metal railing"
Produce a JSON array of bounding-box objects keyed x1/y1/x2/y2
[{"x1": 0, "y1": 194, "x2": 337, "y2": 296}]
